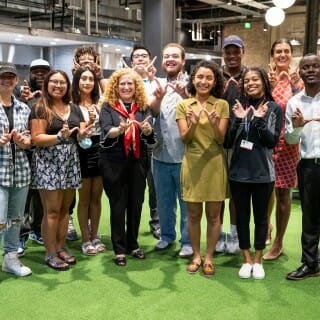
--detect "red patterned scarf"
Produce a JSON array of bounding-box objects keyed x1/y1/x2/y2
[{"x1": 114, "y1": 100, "x2": 140, "y2": 158}]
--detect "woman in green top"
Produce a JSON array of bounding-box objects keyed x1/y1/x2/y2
[{"x1": 176, "y1": 60, "x2": 229, "y2": 277}]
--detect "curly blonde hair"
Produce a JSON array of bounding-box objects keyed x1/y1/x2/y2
[{"x1": 103, "y1": 68, "x2": 148, "y2": 110}]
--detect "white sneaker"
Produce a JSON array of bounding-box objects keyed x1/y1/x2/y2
[
  {"x1": 179, "y1": 245, "x2": 193, "y2": 258},
  {"x1": 2, "y1": 252, "x2": 32, "y2": 277},
  {"x1": 225, "y1": 232, "x2": 240, "y2": 254},
  {"x1": 238, "y1": 263, "x2": 252, "y2": 279},
  {"x1": 215, "y1": 232, "x2": 226, "y2": 253},
  {"x1": 155, "y1": 239, "x2": 171, "y2": 250},
  {"x1": 252, "y1": 263, "x2": 265, "y2": 280}
]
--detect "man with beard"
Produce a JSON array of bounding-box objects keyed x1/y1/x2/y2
[{"x1": 151, "y1": 43, "x2": 192, "y2": 258}]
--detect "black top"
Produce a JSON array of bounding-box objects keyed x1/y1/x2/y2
[
  {"x1": 29, "y1": 103, "x2": 84, "y2": 142},
  {"x1": 99, "y1": 102, "x2": 156, "y2": 162},
  {"x1": 226, "y1": 100, "x2": 283, "y2": 183}
]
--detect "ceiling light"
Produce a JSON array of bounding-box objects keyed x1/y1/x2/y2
[
  {"x1": 272, "y1": 0, "x2": 296, "y2": 9},
  {"x1": 227, "y1": 1, "x2": 232, "y2": 5},
  {"x1": 124, "y1": 0, "x2": 129, "y2": 10},
  {"x1": 265, "y1": 7, "x2": 285, "y2": 27},
  {"x1": 317, "y1": 38, "x2": 320, "y2": 45},
  {"x1": 290, "y1": 38, "x2": 301, "y2": 46}
]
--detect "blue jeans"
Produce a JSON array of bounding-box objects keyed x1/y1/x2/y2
[
  {"x1": 0, "y1": 185, "x2": 29, "y2": 253},
  {"x1": 152, "y1": 159, "x2": 190, "y2": 246}
]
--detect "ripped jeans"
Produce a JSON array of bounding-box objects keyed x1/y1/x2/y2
[{"x1": 0, "y1": 185, "x2": 28, "y2": 253}]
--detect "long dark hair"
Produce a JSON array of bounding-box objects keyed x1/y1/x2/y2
[
  {"x1": 239, "y1": 67, "x2": 274, "y2": 106},
  {"x1": 35, "y1": 70, "x2": 71, "y2": 124},
  {"x1": 71, "y1": 66, "x2": 100, "y2": 105},
  {"x1": 187, "y1": 60, "x2": 224, "y2": 98}
]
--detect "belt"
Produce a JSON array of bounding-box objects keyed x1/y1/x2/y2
[{"x1": 300, "y1": 158, "x2": 320, "y2": 165}]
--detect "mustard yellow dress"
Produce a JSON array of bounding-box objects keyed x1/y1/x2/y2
[{"x1": 176, "y1": 96, "x2": 229, "y2": 202}]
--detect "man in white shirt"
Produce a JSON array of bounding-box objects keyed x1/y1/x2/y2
[{"x1": 285, "y1": 53, "x2": 320, "y2": 280}]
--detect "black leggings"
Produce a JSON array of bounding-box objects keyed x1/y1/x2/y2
[{"x1": 229, "y1": 181, "x2": 274, "y2": 250}]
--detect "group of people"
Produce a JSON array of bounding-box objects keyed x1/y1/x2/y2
[{"x1": 0, "y1": 36, "x2": 320, "y2": 281}]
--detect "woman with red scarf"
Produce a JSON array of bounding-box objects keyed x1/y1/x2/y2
[{"x1": 99, "y1": 68, "x2": 155, "y2": 266}]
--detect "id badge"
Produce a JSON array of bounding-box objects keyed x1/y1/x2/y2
[{"x1": 240, "y1": 139, "x2": 253, "y2": 150}]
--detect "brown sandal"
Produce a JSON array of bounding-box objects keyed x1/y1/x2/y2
[
  {"x1": 203, "y1": 263, "x2": 215, "y2": 277},
  {"x1": 187, "y1": 260, "x2": 202, "y2": 274}
]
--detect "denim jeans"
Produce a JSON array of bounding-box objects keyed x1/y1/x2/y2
[
  {"x1": 152, "y1": 159, "x2": 190, "y2": 246},
  {"x1": 0, "y1": 185, "x2": 29, "y2": 253}
]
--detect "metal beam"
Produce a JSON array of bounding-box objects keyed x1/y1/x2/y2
[{"x1": 304, "y1": 0, "x2": 319, "y2": 54}]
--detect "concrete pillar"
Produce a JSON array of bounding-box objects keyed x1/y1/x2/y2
[{"x1": 142, "y1": 0, "x2": 176, "y2": 77}]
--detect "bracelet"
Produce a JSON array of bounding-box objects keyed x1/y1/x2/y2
[{"x1": 57, "y1": 131, "x2": 65, "y2": 143}]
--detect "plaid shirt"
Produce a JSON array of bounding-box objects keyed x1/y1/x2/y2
[{"x1": 0, "y1": 96, "x2": 31, "y2": 187}]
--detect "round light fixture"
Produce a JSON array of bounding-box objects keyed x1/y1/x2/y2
[
  {"x1": 265, "y1": 7, "x2": 285, "y2": 26},
  {"x1": 272, "y1": 0, "x2": 296, "y2": 9}
]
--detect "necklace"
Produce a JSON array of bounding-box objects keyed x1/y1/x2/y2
[{"x1": 53, "y1": 104, "x2": 70, "y2": 121}]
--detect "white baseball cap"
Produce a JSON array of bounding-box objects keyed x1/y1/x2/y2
[{"x1": 30, "y1": 59, "x2": 51, "y2": 70}]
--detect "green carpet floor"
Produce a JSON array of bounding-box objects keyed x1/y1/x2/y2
[{"x1": 1, "y1": 196, "x2": 319, "y2": 320}]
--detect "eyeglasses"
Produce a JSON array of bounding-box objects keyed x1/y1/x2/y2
[
  {"x1": 49, "y1": 79, "x2": 68, "y2": 86},
  {"x1": 132, "y1": 54, "x2": 149, "y2": 59}
]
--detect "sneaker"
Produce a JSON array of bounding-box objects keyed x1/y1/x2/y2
[
  {"x1": 29, "y1": 231, "x2": 44, "y2": 245},
  {"x1": 215, "y1": 232, "x2": 226, "y2": 253},
  {"x1": 67, "y1": 216, "x2": 79, "y2": 241},
  {"x1": 155, "y1": 239, "x2": 171, "y2": 250},
  {"x1": 17, "y1": 238, "x2": 25, "y2": 258},
  {"x1": 179, "y1": 245, "x2": 193, "y2": 258},
  {"x1": 150, "y1": 226, "x2": 161, "y2": 240},
  {"x1": 238, "y1": 263, "x2": 252, "y2": 279},
  {"x1": 252, "y1": 263, "x2": 265, "y2": 280},
  {"x1": 225, "y1": 232, "x2": 240, "y2": 254},
  {"x1": 2, "y1": 252, "x2": 32, "y2": 276}
]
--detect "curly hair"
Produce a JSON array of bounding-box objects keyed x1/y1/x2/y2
[
  {"x1": 35, "y1": 70, "x2": 71, "y2": 125},
  {"x1": 73, "y1": 46, "x2": 99, "y2": 63},
  {"x1": 239, "y1": 67, "x2": 274, "y2": 105},
  {"x1": 187, "y1": 60, "x2": 224, "y2": 98},
  {"x1": 71, "y1": 66, "x2": 100, "y2": 105},
  {"x1": 102, "y1": 68, "x2": 148, "y2": 110}
]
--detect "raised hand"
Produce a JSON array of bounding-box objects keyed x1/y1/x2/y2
[
  {"x1": 139, "y1": 115, "x2": 153, "y2": 135},
  {"x1": 186, "y1": 106, "x2": 200, "y2": 125},
  {"x1": 146, "y1": 56, "x2": 157, "y2": 82},
  {"x1": 0, "y1": 127, "x2": 11, "y2": 146},
  {"x1": 232, "y1": 99, "x2": 249, "y2": 119},
  {"x1": 289, "y1": 66, "x2": 300, "y2": 87},
  {"x1": 152, "y1": 77, "x2": 169, "y2": 100},
  {"x1": 253, "y1": 102, "x2": 268, "y2": 118},
  {"x1": 223, "y1": 77, "x2": 239, "y2": 94},
  {"x1": 205, "y1": 103, "x2": 220, "y2": 125},
  {"x1": 292, "y1": 107, "x2": 308, "y2": 128},
  {"x1": 88, "y1": 105, "x2": 97, "y2": 124},
  {"x1": 268, "y1": 64, "x2": 277, "y2": 88},
  {"x1": 118, "y1": 116, "x2": 130, "y2": 135}
]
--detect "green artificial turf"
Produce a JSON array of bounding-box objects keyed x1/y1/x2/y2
[{"x1": 0, "y1": 195, "x2": 319, "y2": 320}]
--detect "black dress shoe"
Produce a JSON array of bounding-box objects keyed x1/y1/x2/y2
[{"x1": 286, "y1": 264, "x2": 320, "y2": 280}]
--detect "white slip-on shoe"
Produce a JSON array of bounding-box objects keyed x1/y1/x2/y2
[
  {"x1": 252, "y1": 263, "x2": 265, "y2": 280},
  {"x1": 238, "y1": 263, "x2": 252, "y2": 279}
]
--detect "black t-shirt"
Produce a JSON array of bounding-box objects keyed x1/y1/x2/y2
[{"x1": 29, "y1": 103, "x2": 84, "y2": 141}]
